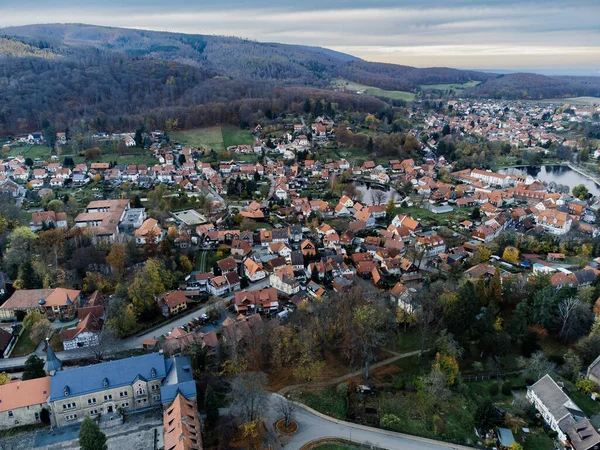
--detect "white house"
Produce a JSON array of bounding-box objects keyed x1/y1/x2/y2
[
  {"x1": 269, "y1": 266, "x2": 300, "y2": 296},
  {"x1": 243, "y1": 259, "x2": 267, "y2": 282},
  {"x1": 526, "y1": 374, "x2": 591, "y2": 445}
]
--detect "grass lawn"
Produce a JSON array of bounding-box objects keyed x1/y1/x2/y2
[
  {"x1": 394, "y1": 329, "x2": 428, "y2": 353},
  {"x1": 27, "y1": 145, "x2": 53, "y2": 159},
  {"x1": 221, "y1": 125, "x2": 254, "y2": 148},
  {"x1": 297, "y1": 387, "x2": 347, "y2": 420},
  {"x1": 521, "y1": 430, "x2": 554, "y2": 450},
  {"x1": 394, "y1": 205, "x2": 471, "y2": 226},
  {"x1": 561, "y1": 378, "x2": 600, "y2": 417},
  {"x1": 419, "y1": 80, "x2": 481, "y2": 92},
  {"x1": 171, "y1": 126, "x2": 226, "y2": 152},
  {"x1": 332, "y1": 78, "x2": 415, "y2": 102},
  {"x1": 10, "y1": 325, "x2": 40, "y2": 357}
]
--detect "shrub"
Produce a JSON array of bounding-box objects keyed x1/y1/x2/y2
[
  {"x1": 576, "y1": 379, "x2": 598, "y2": 395},
  {"x1": 502, "y1": 381, "x2": 513, "y2": 396},
  {"x1": 489, "y1": 381, "x2": 499, "y2": 396}
]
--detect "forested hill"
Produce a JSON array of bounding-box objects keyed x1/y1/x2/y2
[
  {"x1": 1, "y1": 23, "x2": 497, "y2": 88},
  {"x1": 0, "y1": 23, "x2": 599, "y2": 134}
]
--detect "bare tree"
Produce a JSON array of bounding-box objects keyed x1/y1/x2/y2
[
  {"x1": 414, "y1": 283, "x2": 444, "y2": 359},
  {"x1": 371, "y1": 189, "x2": 386, "y2": 205},
  {"x1": 229, "y1": 371, "x2": 268, "y2": 424},
  {"x1": 558, "y1": 297, "x2": 579, "y2": 341},
  {"x1": 276, "y1": 397, "x2": 297, "y2": 427},
  {"x1": 517, "y1": 350, "x2": 556, "y2": 381},
  {"x1": 88, "y1": 329, "x2": 119, "y2": 361},
  {"x1": 30, "y1": 318, "x2": 53, "y2": 343}
]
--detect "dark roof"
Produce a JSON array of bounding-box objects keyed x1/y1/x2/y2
[
  {"x1": 0, "y1": 328, "x2": 11, "y2": 351},
  {"x1": 567, "y1": 418, "x2": 600, "y2": 450},
  {"x1": 574, "y1": 270, "x2": 597, "y2": 285},
  {"x1": 44, "y1": 343, "x2": 63, "y2": 373},
  {"x1": 290, "y1": 251, "x2": 304, "y2": 266},
  {"x1": 160, "y1": 355, "x2": 197, "y2": 405}
]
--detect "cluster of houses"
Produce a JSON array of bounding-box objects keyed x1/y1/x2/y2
[
  {"x1": 0, "y1": 288, "x2": 107, "y2": 351},
  {"x1": 425, "y1": 100, "x2": 600, "y2": 149}
]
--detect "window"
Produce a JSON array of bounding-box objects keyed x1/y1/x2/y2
[
  {"x1": 88, "y1": 398, "x2": 96, "y2": 405},
  {"x1": 136, "y1": 388, "x2": 146, "y2": 396},
  {"x1": 136, "y1": 398, "x2": 147, "y2": 405},
  {"x1": 65, "y1": 414, "x2": 77, "y2": 422},
  {"x1": 7, "y1": 411, "x2": 13, "y2": 418},
  {"x1": 152, "y1": 395, "x2": 160, "y2": 402},
  {"x1": 34, "y1": 412, "x2": 39, "y2": 421},
  {"x1": 121, "y1": 402, "x2": 129, "y2": 408},
  {"x1": 90, "y1": 409, "x2": 99, "y2": 416},
  {"x1": 119, "y1": 391, "x2": 128, "y2": 398},
  {"x1": 104, "y1": 394, "x2": 112, "y2": 401},
  {"x1": 62, "y1": 402, "x2": 76, "y2": 410},
  {"x1": 151, "y1": 385, "x2": 159, "y2": 391}
]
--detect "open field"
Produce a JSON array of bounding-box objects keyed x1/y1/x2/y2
[
  {"x1": 419, "y1": 80, "x2": 481, "y2": 92},
  {"x1": 537, "y1": 96, "x2": 600, "y2": 105},
  {"x1": 221, "y1": 124, "x2": 254, "y2": 148},
  {"x1": 172, "y1": 125, "x2": 254, "y2": 153},
  {"x1": 172, "y1": 126, "x2": 225, "y2": 152},
  {"x1": 332, "y1": 78, "x2": 415, "y2": 102}
]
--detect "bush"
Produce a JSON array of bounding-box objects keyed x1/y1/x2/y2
[
  {"x1": 502, "y1": 381, "x2": 513, "y2": 396},
  {"x1": 576, "y1": 379, "x2": 598, "y2": 395},
  {"x1": 489, "y1": 382, "x2": 499, "y2": 396}
]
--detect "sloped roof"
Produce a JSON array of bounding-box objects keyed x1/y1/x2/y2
[
  {"x1": 163, "y1": 393, "x2": 202, "y2": 450},
  {"x1": 0, "y1": 377, "x2": 50, "y2": 413},
  {"x1": 49, "y1": 353, "x2": 166, "y2": 401}
]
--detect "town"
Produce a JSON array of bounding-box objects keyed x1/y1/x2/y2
[{"x1": 1, "y1": 95, "x2": 600, "y2": 450}]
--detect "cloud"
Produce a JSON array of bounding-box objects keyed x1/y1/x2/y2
[{"x1": 0, "y1": 0, "x2": 598, "y2": 70}]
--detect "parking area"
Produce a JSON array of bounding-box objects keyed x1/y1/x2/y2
[{"x1": 0, "y1": 410, "x2": 162, "y2": 450}]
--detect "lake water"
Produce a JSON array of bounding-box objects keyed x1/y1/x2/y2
[{"x1": 498, "y1": 165, "x2": 600, "y2": 197}]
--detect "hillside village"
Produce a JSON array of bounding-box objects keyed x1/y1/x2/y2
[{"x1": 1, "y1": 98, "x2": 600, "y2": 449}]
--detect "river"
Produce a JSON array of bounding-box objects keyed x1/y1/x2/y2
[{"x1": 498, "y1": 165, "x2": 600, "y2": 197}]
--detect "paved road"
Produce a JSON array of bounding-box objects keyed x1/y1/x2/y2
[
  {"x1": 0, "y1": 277, "x2": 271, "y2": 370},
  {"x1": 266, "y1": 394, "x2": 470, "y2": 450}
]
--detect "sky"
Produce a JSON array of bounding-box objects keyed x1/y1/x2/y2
[{"x1": 1, "y1": 0, "x2": 599, "y2": 74}]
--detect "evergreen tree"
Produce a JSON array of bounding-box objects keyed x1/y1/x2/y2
[
  {"x1": 134, "y1": 126, "x2": 144, "y2": 147},
  {"x1": 23, "y1": 355, "x2": 45, "y2": 380},
  {"x1": 314, "y1": 99, "x2": 324, "y2": 116},
  {"x1": 326, "y1": 101, "x2": 335, "y2": 118},
  {"x1": 367, "y1": 137, "x2": 374, "y2": 153},
  {"x1": 487, "y1": 268, "x2": 503, "y2": 305},
  {"x1": 204, "y1": 385, "x2": 219, "y2": 428},
  {"x1": 303, "y1": 98, "x2": 311, "y2": 114},
  {"x1": 19, "y1": 260, "x2": 39, "y2": 289},
  {"x1": 78, "y1": 416, "x2": 107, "y2": 450}
]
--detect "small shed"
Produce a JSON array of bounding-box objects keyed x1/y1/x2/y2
[{"x1": 497, "y1": 427, "x2": 516, "y2": 449}]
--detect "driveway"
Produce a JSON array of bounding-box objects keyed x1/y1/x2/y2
[{"x1": 265, "y1": 394, "x2": 472, "y2": 450}]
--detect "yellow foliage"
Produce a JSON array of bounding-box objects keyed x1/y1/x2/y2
[
  {"x1": 494, "y1": 317, "x2": 504, "y2": 331},
  {"x1": 0, "y1": 372, "x2": 11, "y2": 385},
  {"x1": 220, "y1": 358, "x2": 248, "y2": 376},
  {"x1": 432, "y1": 352, "x2": 459, "y2": 385},
  {"x1": 502, "y1": 246, "x2": 520, "y2": 264}
]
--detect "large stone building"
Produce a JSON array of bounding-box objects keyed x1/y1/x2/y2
[
  {"x1": 0, "y1": 377, "x2": 51, "y2": 430},
  {"x1": 48, "y1": 353, "x2": 195, "y2": 427}
]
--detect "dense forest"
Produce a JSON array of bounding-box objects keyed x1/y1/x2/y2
[
  {"x1": 0, "y1": 23, "x2": 599, "y2": 134},
  {"x1": 463, "y1": 73, "x2": 600, "y2": 100}
]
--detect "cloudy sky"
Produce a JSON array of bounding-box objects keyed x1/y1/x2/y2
[{"x1": 1, "y1": 0, "x2": 599, "y2": 73}]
